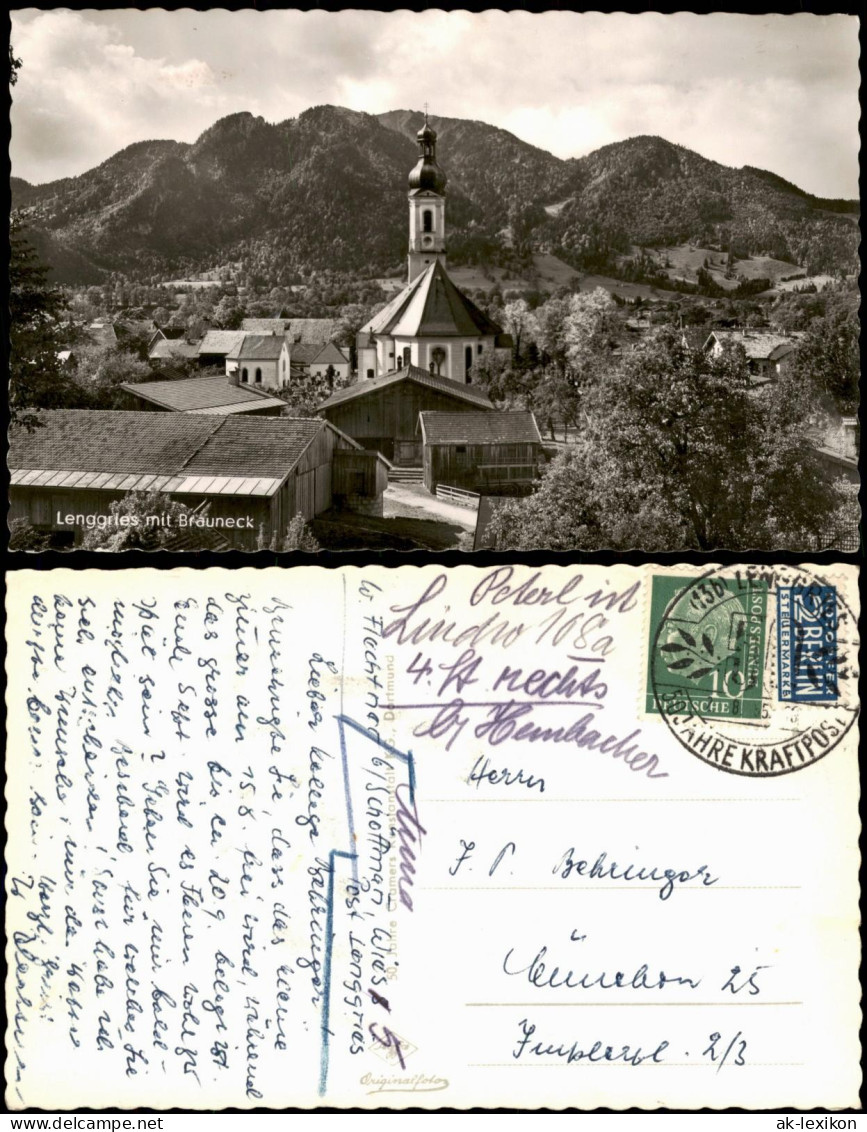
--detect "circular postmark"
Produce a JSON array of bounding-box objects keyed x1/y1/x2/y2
[{"x1": 649, "y1": 563, "x2": 859, "y2": 776}]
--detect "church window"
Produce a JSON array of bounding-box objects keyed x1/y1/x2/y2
[
  {"x1": 465, "y1": 345, "x2": 473, "y2": 377},
  {"x1": 477, "y1": 344, "x2": 484, "y2": 355},
  {"x1": 241, "y1": 368, "x2": 249, "y2": 383},
  {"x1": 423, "y1": 209, "x2": 433, "y2": 233},
  {"x1": 255, "y1": 368, "x2": 262, "y2": 383},
  {"x1": 366, "y1": 369, "x2": 375, "y2": 379},
  {"x1": 403, "y1": 346, "x2": 411, "y2": 367}
]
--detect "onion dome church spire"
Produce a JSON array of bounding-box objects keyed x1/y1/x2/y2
[{"x1": 407, "y1": 107, "x2": 447, "y2": 283}]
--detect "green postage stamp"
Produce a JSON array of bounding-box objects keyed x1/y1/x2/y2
[{"x1": 646, "y1": 574, "x2": 768, "y2": 720}]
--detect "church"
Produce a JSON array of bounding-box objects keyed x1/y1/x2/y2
[{"x1": 356, "y1": 115, "x2": 510, "y2": 383}]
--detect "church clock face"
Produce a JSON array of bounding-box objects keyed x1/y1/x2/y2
[{"x1": 422, "y1": 235, "x2": 433, "y2": 247}]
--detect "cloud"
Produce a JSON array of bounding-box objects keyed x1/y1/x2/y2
[{"x1": 10, "y1": 9, "x2": 860, "y2": 198}]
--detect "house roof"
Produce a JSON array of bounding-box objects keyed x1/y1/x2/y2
[
  {"x1": 227, "y1": 334, "x2": 287, "y2": 361},
  {"x1": 290, "y1": 343, "x2": 325, "y2": 365},
  {"x1": 8, "y1": 411, "x2": 338, "y2": 498},
  {"x1": 317, "y1": 363, "x2": 494, "y2": 412},
  {"x1": 419, "y1": 410, "x2": 542, "y2": 445},
  {"x1": 312, "y1": 342, "x2": 350, "y2": 365},
  {"x1": 707, "y1": 330, "x2": 799, "y2": 361},
  {"x1": 292, "y1": 341, "x2": 350, "y2": 366},
  {"x1": 241, "y1": 317, "x2": 338, "y2": 344},
  {"x1": 149, "y1": 337, "x2": 200, "y2": 360},
  {"x1": 120, "y1": 374, "x2": 286, "y2": 415},
  {"x1": 362, "y1": 261, "x2": 503, "y2": 339},
  {"x1": 198, "y1": 330, "x2": 247, "y2": 356}
]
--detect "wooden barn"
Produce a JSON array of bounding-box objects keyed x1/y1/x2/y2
[
  {"x1": 418, "y1": 410, "x2": 543, "y2": 493},
  {"x1": 8, "y1": 410, "x2": 382, "y2": 549},
  {"x1": 317, "y1": 363, "x2": 493, "y2": 465}
]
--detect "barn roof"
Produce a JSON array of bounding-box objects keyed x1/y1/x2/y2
[
  {"x1": 120, "y1": 374, "x2": 286, "y2": 415},
  {"x1": 317, "y1": 363, "x2": 494, "y2": 411},
  {"x1": 362, "y1": 260, "x2": 503, "y2": 339},
  {"x1": 419, "y1": 410, "x2": 542, "y2": 445},
  {"x1": 198, "y1": 330, "x2": 247, "y2": 356},
  {"x1": 8, "y1": 411, "x2": 337, "y2": 498},
  {"x1": 242, "y1": 317, "x2": 338, "y2": 343}
]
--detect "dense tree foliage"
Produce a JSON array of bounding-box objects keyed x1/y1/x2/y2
[
  {"x1": 8, "y1": 214, "x2": 81, "y2": 427},
  {"x1": 80, "y1": 491, "x2": 208, "y2": 550},
  {"x1": 487, "y1": 330, "x2": 848, "y2": 551}
]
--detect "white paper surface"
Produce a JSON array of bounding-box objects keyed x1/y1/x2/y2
[{"x1": 5, "y1": 564, "x2": 860, "y2": 1110}]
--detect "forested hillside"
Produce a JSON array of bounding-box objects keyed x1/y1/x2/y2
[{"x1": 12, "y1": 107, "x2": 858, "y2": 284}]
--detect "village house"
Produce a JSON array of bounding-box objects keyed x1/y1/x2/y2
[
  {"x1": 8, "y1": 410, "x2": 385, "y2": 548},
  {"x1": 317, "y1": 362, "x2": 494, "y2": 466},
  {"x1": 418, "y1": 410, "x2": 543, "y2": 494},
  {"x1": 118, "y1": 373, "x2": 287, "y2": 416},
  {"x1": 290, "y1": 341, "x2": 351, "y2": 380},
  {"x1": 226, "y1": 334, "x2": 292, "y2": 390},
  {"x1": 357, "y1": 115, "x2": 511, "y2": 382},
  {"x1": 704, "y1": 329, "x2": 801, "y2": 384}
]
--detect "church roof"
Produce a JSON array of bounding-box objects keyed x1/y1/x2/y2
[
  {"x1": 317, "y1": 363, "x2": 494, "y2": 412},
  {"x1": 362, "y1": 261, "x2": 503, "y2": 339}
]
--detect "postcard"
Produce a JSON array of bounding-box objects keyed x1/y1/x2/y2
[
  {"x1": 5, "y1": 563, "x2": 860, "y2": 1109},
  {"x1": 8, "y1": 10, "x2": 860, "y2": 554}
]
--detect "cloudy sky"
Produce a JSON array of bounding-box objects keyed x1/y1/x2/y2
[{"x1": 9, "y1": 9, "x2": 861, "y2": 198}]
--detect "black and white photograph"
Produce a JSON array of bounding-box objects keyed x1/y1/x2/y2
[{"x1": 7, "y1": 9, "x2": 860, "y2": 553}]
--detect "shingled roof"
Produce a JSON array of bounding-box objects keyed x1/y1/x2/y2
[
  {"x1": 227, "y1": 334, "x2": 287, "y2": 361},
  {"x1": 317, "y1": 364, "x2": 494, "y2": 412},
  {"x1": 362, "y1": 261, "x2": 503, "y2": 339},
  {"x1": 120, "y1": 374, "x2": 286, "y2": 415},
  {"x1": 9, "y1": 411, "x2": 340, "y2": 497},
  {"x1": 241, "y1": 318, "x2": 338, "y2": 343},
  {"x1": 148, "y1": 337, "x2": 200, "y2": 360},
  {"x1": 418, "y1": 410, "x2": 542, "y2": 445},
  {"x1": 198, "y1": 330, "x2": 247, "y2": 356}
]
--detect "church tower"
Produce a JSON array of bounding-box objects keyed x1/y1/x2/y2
[{"x1": 407, "y1": 113, "x2": 447, "y2": 283}]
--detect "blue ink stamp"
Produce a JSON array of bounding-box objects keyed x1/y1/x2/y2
[{"x1": 777, "y1": 586, "x2": 838, "y2": 702}]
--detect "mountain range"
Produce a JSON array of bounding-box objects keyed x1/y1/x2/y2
[{"x1": 11, "y1": 105, "x2": 859, "y2": 286}]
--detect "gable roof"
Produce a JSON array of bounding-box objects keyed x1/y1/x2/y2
[
  {"x1": 290, "y1": 342, "x2": 325, "y2": 365},
  {"x1": 419, "y1": 410, "x2": 542, "y2": 445},
  {"x1": 227, "y1": 334, "x2": 287, "y2": 361},
  {"x1": 317, "y1": 364, "x2": 494, "y2": 412},
  {"x1": 8, "y1": 411, "x2": 339, "y2": 498},
  {"x1": 241, "y1": 317, "x2": 338, "y2": 344},
  {"x1": 198, "y1": 330, "x2": 247, "y2": 356},
  {"x1": 362, "y1": 261, "x2": 503, "y2": 339},
  {"x1": 120, "y1": 374, "x2": 286, "y2": 415},
  {"x1": 311, "y1": 342, "x2": 350, "y2": 365},
  {"x1": 149, "y1": 337, "x2": 200, "y2": 360},
  {"x1": 292, "y1": 341, "x2": 350, "y2": 366}
]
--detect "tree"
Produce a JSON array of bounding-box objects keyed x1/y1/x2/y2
[
  {"x1": 9, "y1": 214, "x2": 81, "y2": 427},
  {"x1": 214, "y1": 295, "x2": 246, "y2": 330},
  {"x1": 488, "y1": 330, "x2": 845, "y2": 551},
  {"x1": 502, "y1": 298, "x2": 537, "y2": 362},
  {"x1": 69, "y1": 343, "x2": 152, "y2": 408},
  {"x1": 561, "y1": 287, "x2": 617, "y2": 377},
  {"x1": 790, "y1": 304, "x2": 859, "y2": 413},
  {"x1": 8, "y1": 518, "x2": 51, "y2": 552},
  {"x1": 80, "y1": 491, "x2": 211, "y2": 550}
]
